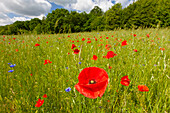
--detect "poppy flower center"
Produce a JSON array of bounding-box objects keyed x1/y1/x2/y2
[{"x1": 89, "y1": 79, "x2": 96, "y2": 84}]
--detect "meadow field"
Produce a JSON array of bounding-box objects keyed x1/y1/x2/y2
[{"x1": 0, "y1": 28, "x2": 169, "y2": 113}]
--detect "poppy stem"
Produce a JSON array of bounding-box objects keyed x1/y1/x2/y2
[{"x1": 79, "y1": 44, "x2": 83, "y2": 61}]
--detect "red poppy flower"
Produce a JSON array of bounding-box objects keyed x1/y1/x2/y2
[
  {"x1": 87, "y1": 41, "x2": 91, "y2": 43},
  {"x1": 105, "y1": 44, "x2": 111, "y2": 50},
  {"x1": 138, "y1": 85, "x2": 149, "y2": 92},
  {"x1": 48, "y1": 60, "x2": 52, "y2": 63},
  {"x1": 121, "y1": 80, "x2": 130, "y2": 86},
  {"x1": 30, "y1": 74, "x2": 32, "y2": 76},
  {"x1": 13, "y1": 38, "x2": 16, "y2": 40},
  {"x1": 121, "y1": 75, "x2": 130, "y2": 81},
  {"x1": 92, "y1": 55, "x2": 98, "y2": 60},
  {"x1": 82, "y1": 38, "x2": 85, "y2": 41},
  {"x1": 3, "y1": 39, "x2": 5, "y2": 41},
  {"x1": 46, "y1": 42, "x2": 48, "y2": 43},
  {"x1": 35, "y1": 43, "x2": 40, "y2": 46},
  {"x1": 100, "y1": 39, "x2": 103, "y2": 42},
  {"x1": 108, "y1": 66, "x2": 112, "y2": 69},
  {"x1": 120, "y1": 75, "x2": 130, "y2": 86},
  {"x1": 121, "y1": 40, "x2": 127, "y2": 46},
  {"x1": 106, "y1": 37, "x2": 109, "y2": 39},
  {"x1": 15, "y1": 49, "x2": 18, "y2": 52},
  {"x1": 44, "y1": 59, "x2": 52, "y2": 65},
  {"x1": 87, "y1": 38, "x2": 90, "y2": 40},
  {"x1": 105, "y1": 51, "x2": 117, "y2": 59},
  {"x1": 74, "y1": 49, "x2": 80, "y2": 54},
  {"x1": 75, "y1": 67, "x2": 109, "y2": 99},
  {"x1": 71, "y1": 44, "x2": 76, "y2": 49},
  {"x1": 133, "y1": 34, "x2": 137, "y2": 37},
  {"x1": 95, "y1": 38, "x2": 97, "y2": 41},
  {"x1": 133, "y1": 49, "x2": 137, "y2": 52},
  {"x1": 43, "y1": 94, "x2": 47, "y2": 98},
  {"x1": 160, "y1": 48, "x2": 165, "y2": 51},
  {"x1": 146, "y1": 34, "x2": 150, "y2": 38},
  {"x1": 35, "y1": 99, "x2": 44, "y2": 107}
]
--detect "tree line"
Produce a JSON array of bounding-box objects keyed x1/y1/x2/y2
[{"x1": 0, "y1": 0, "x2": 169, "y2": 35}]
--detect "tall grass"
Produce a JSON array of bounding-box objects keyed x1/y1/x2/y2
[{"x1": 0, "y1": 28, "x2": 169, "y2": 112}]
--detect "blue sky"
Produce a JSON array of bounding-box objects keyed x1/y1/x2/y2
[{"x1": 0, "y1": 0, "x2": 137, "y2": 26}]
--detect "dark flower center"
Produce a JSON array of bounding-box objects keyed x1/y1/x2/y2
[{"x1": 89, "y1": 79, "x2": 96, "y2": 84}]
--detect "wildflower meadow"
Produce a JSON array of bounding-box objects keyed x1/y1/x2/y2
[{"x1": 0, "y1": 28, "x2": 169, "y2": 112}]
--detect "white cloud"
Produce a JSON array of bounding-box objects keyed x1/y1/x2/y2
[
  {"x1": 49, "y1": 0, "x2": 77, "y2": 6},
  {"x1": 0, "y1": 0, "x2": 51, "y2": 26},
  {"x1": 49, "y1": 0, "x2": 115, "y2": 12},
  {"x1": 70, "y1": 0, "x2": 95, "y2": 12},
  {"x1": 0, "y1": 0, "x2": 51, "y2": 16},
  {"x1": 0, "y1": 12, "x2": 31, "y2": 26},
  {"x1": 93, "y1": 0, "x2": 115, "y2": 12},
  {"x1": 49, "y1": 0, "x2": 138, "y2": 13}
]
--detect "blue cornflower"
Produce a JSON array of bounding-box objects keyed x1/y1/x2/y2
[
  {"x1": 8, "y1": 70, "x2": 14, "y2": 72},
  {"x1": 9, "y1": 42, "x2": 10, "y2": 44},
  {"x1": 10, "y1": 64, "x2": 16, "y2": 67},
  {"x1": 79, "y1": 62, "x2": 81, "y2": 64},
  {"x1": 8, "y1": 63, "x2": 11, "y2": 64},
  {"x1": 97, "y1": 33, "x2": 99, "y2": 34},
  {"x1": 78, "y1": 46, "x2": 80, "y2": 47},
  {"x1": 65, "y1": 87, "x2": 71, "y2": 92},
  {"x1": 66, "y1": 67, "x2": 68, "y2": 69}
]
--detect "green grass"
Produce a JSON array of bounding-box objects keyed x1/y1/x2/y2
[{"x1": 0, "y1": 28, "x2": 169, "y2": 113}]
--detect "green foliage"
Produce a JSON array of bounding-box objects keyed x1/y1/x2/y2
[
  {"x1": 90, "y1": 6, "x2": 104, "y2": 17},
  {"x1": 105, "y1": 3, "x2": 122, "y2": 30}
]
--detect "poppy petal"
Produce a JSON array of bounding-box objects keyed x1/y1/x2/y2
[
  {"x1": 121, "y1": 80, "x2": 130, "y2": 86},
  {"x1": 75, "y1": 67, "x2": 109, "y2": 99},
  {"x1": 121, "y1": 75, "x2": 130, "y2": 81},
  {"x1": 138, "y1": 85, "x2": 149, "y2": 92}
]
